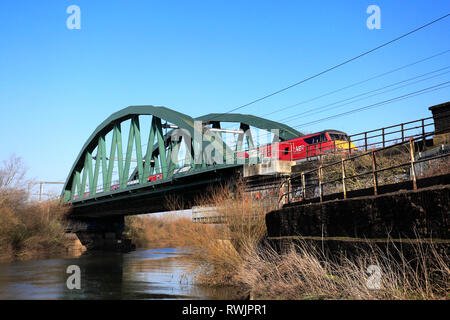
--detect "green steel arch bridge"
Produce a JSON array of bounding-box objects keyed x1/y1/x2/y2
[
  {"x1": 62, "y1": 106, "x2": 302, "y2": 219},
  {"x1": 62, "y1": 105, "x2": 303, "y2": 250}
]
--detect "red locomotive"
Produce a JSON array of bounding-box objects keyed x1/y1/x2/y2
[{"x1": 240, "y1": 129, "x2": 357, "y2": 161}]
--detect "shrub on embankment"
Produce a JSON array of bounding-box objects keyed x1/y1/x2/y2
[
  {"x1": 188, "y1": 182, "x2": 449, "y2": 299},
  {"x1": 0, "y1": 156, "x2": 71, "y2": 261},
  {"x1": 237, "y1": 239, "x2": 449, "y2": 300},
  {"x1": 124, "y1": 214, "x2": 218, "y2": 249},
  {"x1": 126, "y1": 179, "x2": 450, "y2": 300},
  {"x1": 124, "y1": 182, "x2": 273, "y2": 286}
]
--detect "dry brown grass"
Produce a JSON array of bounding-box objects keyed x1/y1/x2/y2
[
  {"x1": 124, "y1": 214, "x2": 217, "y2": 249},
  {"x1": 172, "y1": 180, "x2": 449, "y2": 299},
  {"x1": 237, "y1": 238, "x2": 449, "y2": 300},
  {"x1": 195, "y1": 181, "x2": 274, "y2": 250},
  {"x1": 305, "y1": 141, "x2": 450, "y2": 199},
  {"x1": 124, "y1": 214, "x2": 241, "y2": 285},
  {"x1": 178, "y1": 181, "x2": 278, "y2": 286},
  {"x1": 318, "y1": 145, "x2": 412, "y2": 195},
  {"x1": 124, "y1": 177, "x2": 449, "y2": 300},
  {"x1": 418, "y1": 157, "x2": 450, "y2": 178},
  {"x1": 0, "y1": 201, "x2": 71, "y2": 261},
  {"x1": 0, "y1": 156, "x2": 71, "y2": 261},
  {"x1": 124, "y1": 180, "x2": 278, "y2": 286}
]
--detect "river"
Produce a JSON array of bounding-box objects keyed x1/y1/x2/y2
[{"x1": 0, "y1": 248, "x2": 240, "y2": 300}]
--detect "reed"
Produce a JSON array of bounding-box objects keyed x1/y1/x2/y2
[{"x1": 237, "y1": 238, "x2": 449, "y2": 300}]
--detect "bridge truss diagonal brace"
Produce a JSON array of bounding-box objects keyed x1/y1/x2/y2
[
  {"x1": 105, "y1": 123, "x2": 124, "y2": 191},
  {"x1": 142, "y1": 116, "x2": 170, "y2": 179},
  {"x1": 63, "y1": 105, "x2": 303, "y2": 203},
  {"x1": 122, "y1": 116, "x2": 144, "y2": 188}
]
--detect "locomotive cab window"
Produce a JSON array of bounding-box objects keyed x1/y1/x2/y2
[
  {"x1": 303, "y1": 134, "x2": 327, "y2": 144},
  {"x1": 303, "y1": 136, "x2": 315, "y2": 144},
  {"x1": 329, "y1": 133, "x2": 348, "y2": 141}
]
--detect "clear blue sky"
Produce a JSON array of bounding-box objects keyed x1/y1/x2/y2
[{"x1": 0, "y1": 0, "x2": 449, "y2": 188}]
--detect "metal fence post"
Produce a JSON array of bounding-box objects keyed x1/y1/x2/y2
[
  {"x1": 382, "y1": 128, "x2": 385, "y2": 148},
  {"x1": 39, "y1": 182, "x2": 43, "y2": 202},
  {"x1": 409, "y1": 137, "x2": 417, "y2": 190},
  {"x1": 341, "y1": 159, "x2": 347, "y2": 199},
  {"x1": 347, "y1": 137, "x2": 351, "y2": 157},
  {"x1": 286, "y1": 178, "x2": 291, "y2": 204},
  {"x1": 422, "y1": 119, "x2": 425, "y2": 147},
  {"x1": 401, "y1": 123, "x2": 404, "y2": 142},
  {"x1": 318, "y1": 165, "x2": 323, "y2": 202},
  {"x1": 371, "y1": 151, "x2": 378, "y2": 196},
  {"x1": 301, "y1": 172, "x2": 306, "y2": 200},
  {"x1": 364, "y1": 132, "x2": 368, "y2": 151},
  {"x1": 319, "y1": 142, "x2": 322, "y2": 161}
]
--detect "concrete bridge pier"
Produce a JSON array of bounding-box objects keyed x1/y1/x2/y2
[{"x1": 68, "y1": 216, "x2": 135, "y2": 252}]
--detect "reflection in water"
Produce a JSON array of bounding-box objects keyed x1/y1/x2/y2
[{"x1": 0, "y1": 248, "x2": 240, "y2": 300}]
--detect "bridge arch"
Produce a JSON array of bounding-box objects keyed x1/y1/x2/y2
[
  {"x1": 62, "y1": 106, "x2": 197, "y2": 202},
  {"x1": 62, "y1": 107, "x2": 304, "y2": 204},
  {"x1": 195, "y1": 113, "x2": 303, "y2": 153},
  {"x1": 196, "y1": 113, "x2": 303, "y2": 141}
]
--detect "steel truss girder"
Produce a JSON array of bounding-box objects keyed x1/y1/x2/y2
[
  {"x1": 195, "y1": 113, "x2": 303, "y2": 142},
  {"x1": 62, "y1": 106, "x2": 197, "y2": 202},
  {"x1": 62, "y1": 106, "x2": 302, "y2": 203}
]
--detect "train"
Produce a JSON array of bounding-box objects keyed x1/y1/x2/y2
[
  {"x1": 73, "y1": 129, "x2": 355, "y2": 199},
  {"x1": 239, "y1": 129, "x2": 357, "y2": 161},
  {"x1": 73, "y1": 173, "x2": 163, "y2": 199}
]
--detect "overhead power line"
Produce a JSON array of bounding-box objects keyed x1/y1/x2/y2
[
  {"x1": 292, "y1": 81, "x2": 450, "y2": 128},
  {"x1": 224, "y1": 68, "x2": 449, "y2": 145},
  {"x1": 278, "y1": 66, "x2": 450, "y2": 123},
  {"x1": 212, "y1": 13, "x2": 449, "y2": 119},
  {"x1": 262, "y1": 49, "x2": 450, "y2": 117}
]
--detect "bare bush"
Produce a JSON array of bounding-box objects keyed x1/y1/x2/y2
[
  {"x1": 0, "y1": 155, "x2": 29, "y2": 206},
  {"x1": 0, "y1": 156, "x2": 71, "y2": 261}
]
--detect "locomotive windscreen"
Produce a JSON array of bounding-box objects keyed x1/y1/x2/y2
[{"x1": 329, "y1": 133, "x2": 348, "y2": 141}]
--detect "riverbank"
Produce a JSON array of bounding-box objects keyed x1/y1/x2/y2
[
  {"x1": 127, "y1": 217, "x2": 449, "y2": 300},
  {"x1": 0, "y1": 199, "x2": 82, "y2": 262},
  {"x1": 0, "y1": 156, "x2": 80, "y2": 262},
  {"x1": 241, "y1": 239, "x2": 449, "y2": 300},
  {"x1": 126, "y1": 182, "x2": 449, "y2": 300}
]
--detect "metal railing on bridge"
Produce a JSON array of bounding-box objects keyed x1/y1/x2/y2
[
  {"x1": 28, "y1": 181, "x2": 65, "y2": 202},
  {"x1": 347, "y1": 116, "x2": 435, "y2": 152},
  {"x1": 281, "y1": 128, "x2": 450, "y2": 204},
  {"x1": 279, "y1": 116, "x2": 436, "y2": 163},
  {"x1": 68, "y1": 112, "x2": 446, "y2": 201},
  {"x1": 192, "y1": 206, "x2": 224, "y2": 224}
]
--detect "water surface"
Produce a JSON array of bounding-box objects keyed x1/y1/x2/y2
[{"x1": 0, "y1": 248, "x2": 239, "y2": 300}]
